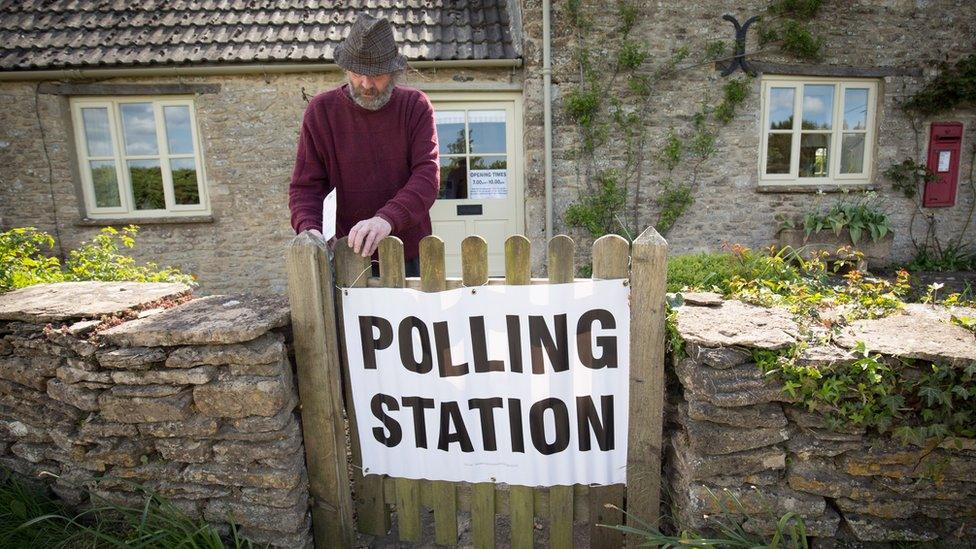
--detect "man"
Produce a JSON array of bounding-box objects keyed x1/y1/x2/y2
[{"x1": 289, "y1": 14, "x2": 439, "y2": 277}]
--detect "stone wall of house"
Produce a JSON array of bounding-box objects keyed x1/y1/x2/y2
[
  {"x1": 668, "y1": 293, "x2": 976, "y2": 544},
  {"x1": 0, "y1": 282, "x2": 308, "y2": 548},
  {"x1": 520, "y1": 0, "x2": 976, "y2": 270},
  {"x1": 0, "y1": 66, "x2": 518, "y2": 295}
]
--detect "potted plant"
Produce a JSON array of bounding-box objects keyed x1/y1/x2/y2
[{"x1": 777, "y1": 194, "x2": 894, "y2": 268}]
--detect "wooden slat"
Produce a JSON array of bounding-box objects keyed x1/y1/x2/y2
[
  {"x1": 394, "y1": 478, "x2": 422, "y2": 542},
  {"x1": 383, "y1": 480, "x2": 592, "y2": 521},
  {"x1": 510, "y1": 486, "x2": 534, "y2": 549},
  {"x1": 463, "y1": 236, "x2": 496, "y2": 549},
  {"x1": 335, "y1": 237, "x2": 390, "y2": 537},
  {"x1": 420, "y1": 236, "x2": 459, "y2": 546},
  {"x1": 504, "y1": 235, "x2": 535, "y2": 549},
  {"x1": 378, "y1": 238, "x2": 424, "y2": 543},
  {"x1": 285, "y1": 232, "x2": 355, "y2": 548},
  {"x1": 547, "y1": 235, "x2": 575, "y2": 549},
  {"x1": 627, "y1": 228, "x2": 668, "y2": 547},
  {"x1": 589, "y1": 234, "x2": 631, "y2": 549},
  {"x1": 504, "y1": 235, "x2": 532, "y2": 286},
  {"x1": 547, "y1": 234, "x2": 575, "y2": 284}
]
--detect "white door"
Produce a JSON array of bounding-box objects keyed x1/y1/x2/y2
[{"x1": 428, "y1": 95, "x2": 524, "y2": 277}]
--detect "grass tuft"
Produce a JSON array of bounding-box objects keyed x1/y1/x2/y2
[{"x1": 0, "y1": 471, "x2": 261, "y2": 548}]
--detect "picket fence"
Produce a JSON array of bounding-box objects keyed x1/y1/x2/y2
[{"x1": 285, "y1": 227, "x2": 667, "y2": 548}]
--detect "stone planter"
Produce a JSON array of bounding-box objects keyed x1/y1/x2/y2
[{"x1": 777, "y1": 228, "x2": 894, "y2": 269}]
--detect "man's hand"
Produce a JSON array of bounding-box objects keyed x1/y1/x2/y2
[
  {"x1": 304, "y1": 229, "x2": 337, "y2": 252},
  {"x1": 348, "y1": 216, "x2": 392, "y2": 258}
]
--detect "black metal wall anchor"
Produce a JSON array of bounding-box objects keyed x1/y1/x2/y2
[{"x1": 720, "y1": 14, "x2": 760, "y2": 77}]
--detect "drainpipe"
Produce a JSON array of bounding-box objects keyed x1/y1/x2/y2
[{"x1": 542, "y1": 0, "x2": 553, "y2": 242}]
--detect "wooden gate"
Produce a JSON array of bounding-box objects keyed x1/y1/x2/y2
[{"x1": 286, "y1": 227, "x2": 668, "y2": 548}]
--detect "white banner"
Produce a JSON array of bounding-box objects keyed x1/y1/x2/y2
[{"x1": 340, "y1": 280, "x2": 630, "y2": 486}]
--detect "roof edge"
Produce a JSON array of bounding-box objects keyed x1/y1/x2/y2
[{"x1": 0, "y1": 58, "x2": 523, "y2": 82}]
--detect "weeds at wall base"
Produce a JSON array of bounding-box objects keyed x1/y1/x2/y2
[{"x1": 0, "y1": 470, "x2": 259, "y2": 549}]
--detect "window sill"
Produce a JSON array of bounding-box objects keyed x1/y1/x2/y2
[
  {"x1": 756, "y1": 182, "x2": 876, "y2": 194},
  {"x1": 76, "y1": 215, "x2": 215, "y2": 227}
]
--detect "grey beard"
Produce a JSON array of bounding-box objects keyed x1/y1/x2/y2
[{"x1": 347, "y1": 71, "x2": 403, "y2": 110}]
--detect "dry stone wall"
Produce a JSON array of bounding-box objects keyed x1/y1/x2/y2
[
  {"x1": 669, "y1": 296, "x2": 976, "y2": 544},
  {"x1": 0, "y1": 282, "x2": 309, "y2": 548}
]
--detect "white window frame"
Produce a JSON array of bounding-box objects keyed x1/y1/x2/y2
[
  {"x1": 758, "y1": 76, "x2": 878, "y2": 187},
  {"x1": 70, "y1": 96, "x2": 210, "y2": 218}
]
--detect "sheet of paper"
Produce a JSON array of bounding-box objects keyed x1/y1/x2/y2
[
  {"x1": 938, "y1": 150, "x2": 951, "y2": 173},
  {"x1": 468, "y1": 169, "x2": 508, "y2": 199},
  {"x1": 322, "y1": 188, "x2": 337, "y2": 241}
]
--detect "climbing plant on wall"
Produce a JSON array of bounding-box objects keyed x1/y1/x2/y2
[
  {"x1": 560, "y1": 0, "x2": 750, "y2": 241},
  {"x1": 560, "y1": 0, "x2": 826, "y2": 244}
]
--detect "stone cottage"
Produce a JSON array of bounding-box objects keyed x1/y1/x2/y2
[{"x1": 1, "y1": 0, "x2": 973, "y2": 295}]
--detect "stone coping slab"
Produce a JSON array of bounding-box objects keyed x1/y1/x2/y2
[
  {"x1": 0, "y1": 282, "x2": 191, "y2": 323},
  {"x1": 100, "y1": 295, "x2": 289, "y2": 347},
  {"x1": 836, "y1": 304, "x2": 976, "y2": 367},
  {"x1": 675, "y1": 300, "x2": 799, "y2": 350}
]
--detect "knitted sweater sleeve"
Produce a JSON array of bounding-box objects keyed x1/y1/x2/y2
[{"x1": 288, "y1": 102, "x2": 332, "y2": 234}]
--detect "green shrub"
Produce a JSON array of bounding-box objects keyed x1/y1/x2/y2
[
  {"x1": 666, "y1": 246, "x2": 806, "y2": 295},
  {"x1": 0, "y1": 228, "x2": 63, "y2": 292},
  {"x1": 0, "y1": 226, "x2": 195, "y2": 294}
]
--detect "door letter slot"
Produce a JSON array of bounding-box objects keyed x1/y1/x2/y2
[{"x1": 457, "y1": 205, "x2": 483, "y2": 216}]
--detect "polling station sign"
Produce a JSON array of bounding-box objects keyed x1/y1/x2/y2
[{"x1": 340, "y1": 279, "x2": 629, "y2": 486}]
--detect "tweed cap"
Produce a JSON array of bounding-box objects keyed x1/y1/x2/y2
[{"x1": 334, "y1": 14, "x2": 407, "y2": 75}]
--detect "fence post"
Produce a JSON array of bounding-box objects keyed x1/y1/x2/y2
[
  {"x1": 626, "y1": 226, "x2": 668, "y2": 546},
  {"x1": 334, "y1": 237, "x2": 391, "y2": 535},
  {"x1": 285, "y1": 231, "x2": 355, "y2": 548}
]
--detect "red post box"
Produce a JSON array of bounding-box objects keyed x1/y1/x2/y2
[{"x1": 923, "y1": 122, "x2": 963, "y2": 208}]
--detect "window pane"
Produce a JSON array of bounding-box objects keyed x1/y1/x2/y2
[
  {"x1": 843, "y1": 88, "x2": 869, "y2": 130},
  {"x1": 163, "y1": 105, "x2": 194, "y2": 155},
  {"x1": 170, "y1": 158, "x2": 200, "y2": 205},
  {"x1": 469, "y1": 110, "x2": 506, "y2": 154},
  {"x1": 765, "y1": 134, "x2": 792, "y2": 174},
  {"x1": 469, "y1": 155, "x2": 508, "y2": 199},
  {"x1": 768, "y1": 87, "x2": 795, "y2": 130},
  {"x1": 128, "y1": 159, "x2": 165, "y2": 210},
  {"x1": 840, "y1": 133, "x2": 865, "y2": 174},
  {"x1": 435, "y1": 111, "x2": 466, "y2": 155},
  {"x1": 439, "y1": 156, "x2": 467, "y2": 199},
  {"x1": 470, "y1": 156, "x2": 507, "y2": 170},
  {"x1": 90, "y1": 160, "x2": 120, "y2": 207},
  {"x1": 802, "y1": 85, "x2": 834, "y2": 130},
  {"x1": 799, "y1": 133, "x2": 830, "y2": 177},
  {"x1": 81, "y1": 108, "x2": 114, "y2": 157},
  {"x1": 120, "y1": 103, "x2": 159, "y2": 156}
]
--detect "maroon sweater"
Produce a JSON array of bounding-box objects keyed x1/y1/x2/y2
[{"x1": 289, "y1": 84, "x2": 439, "y2": 260}]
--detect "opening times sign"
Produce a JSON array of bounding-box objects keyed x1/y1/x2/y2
[{"x1": 341, "y1": 280, "x2": 630, "y2": 486}]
